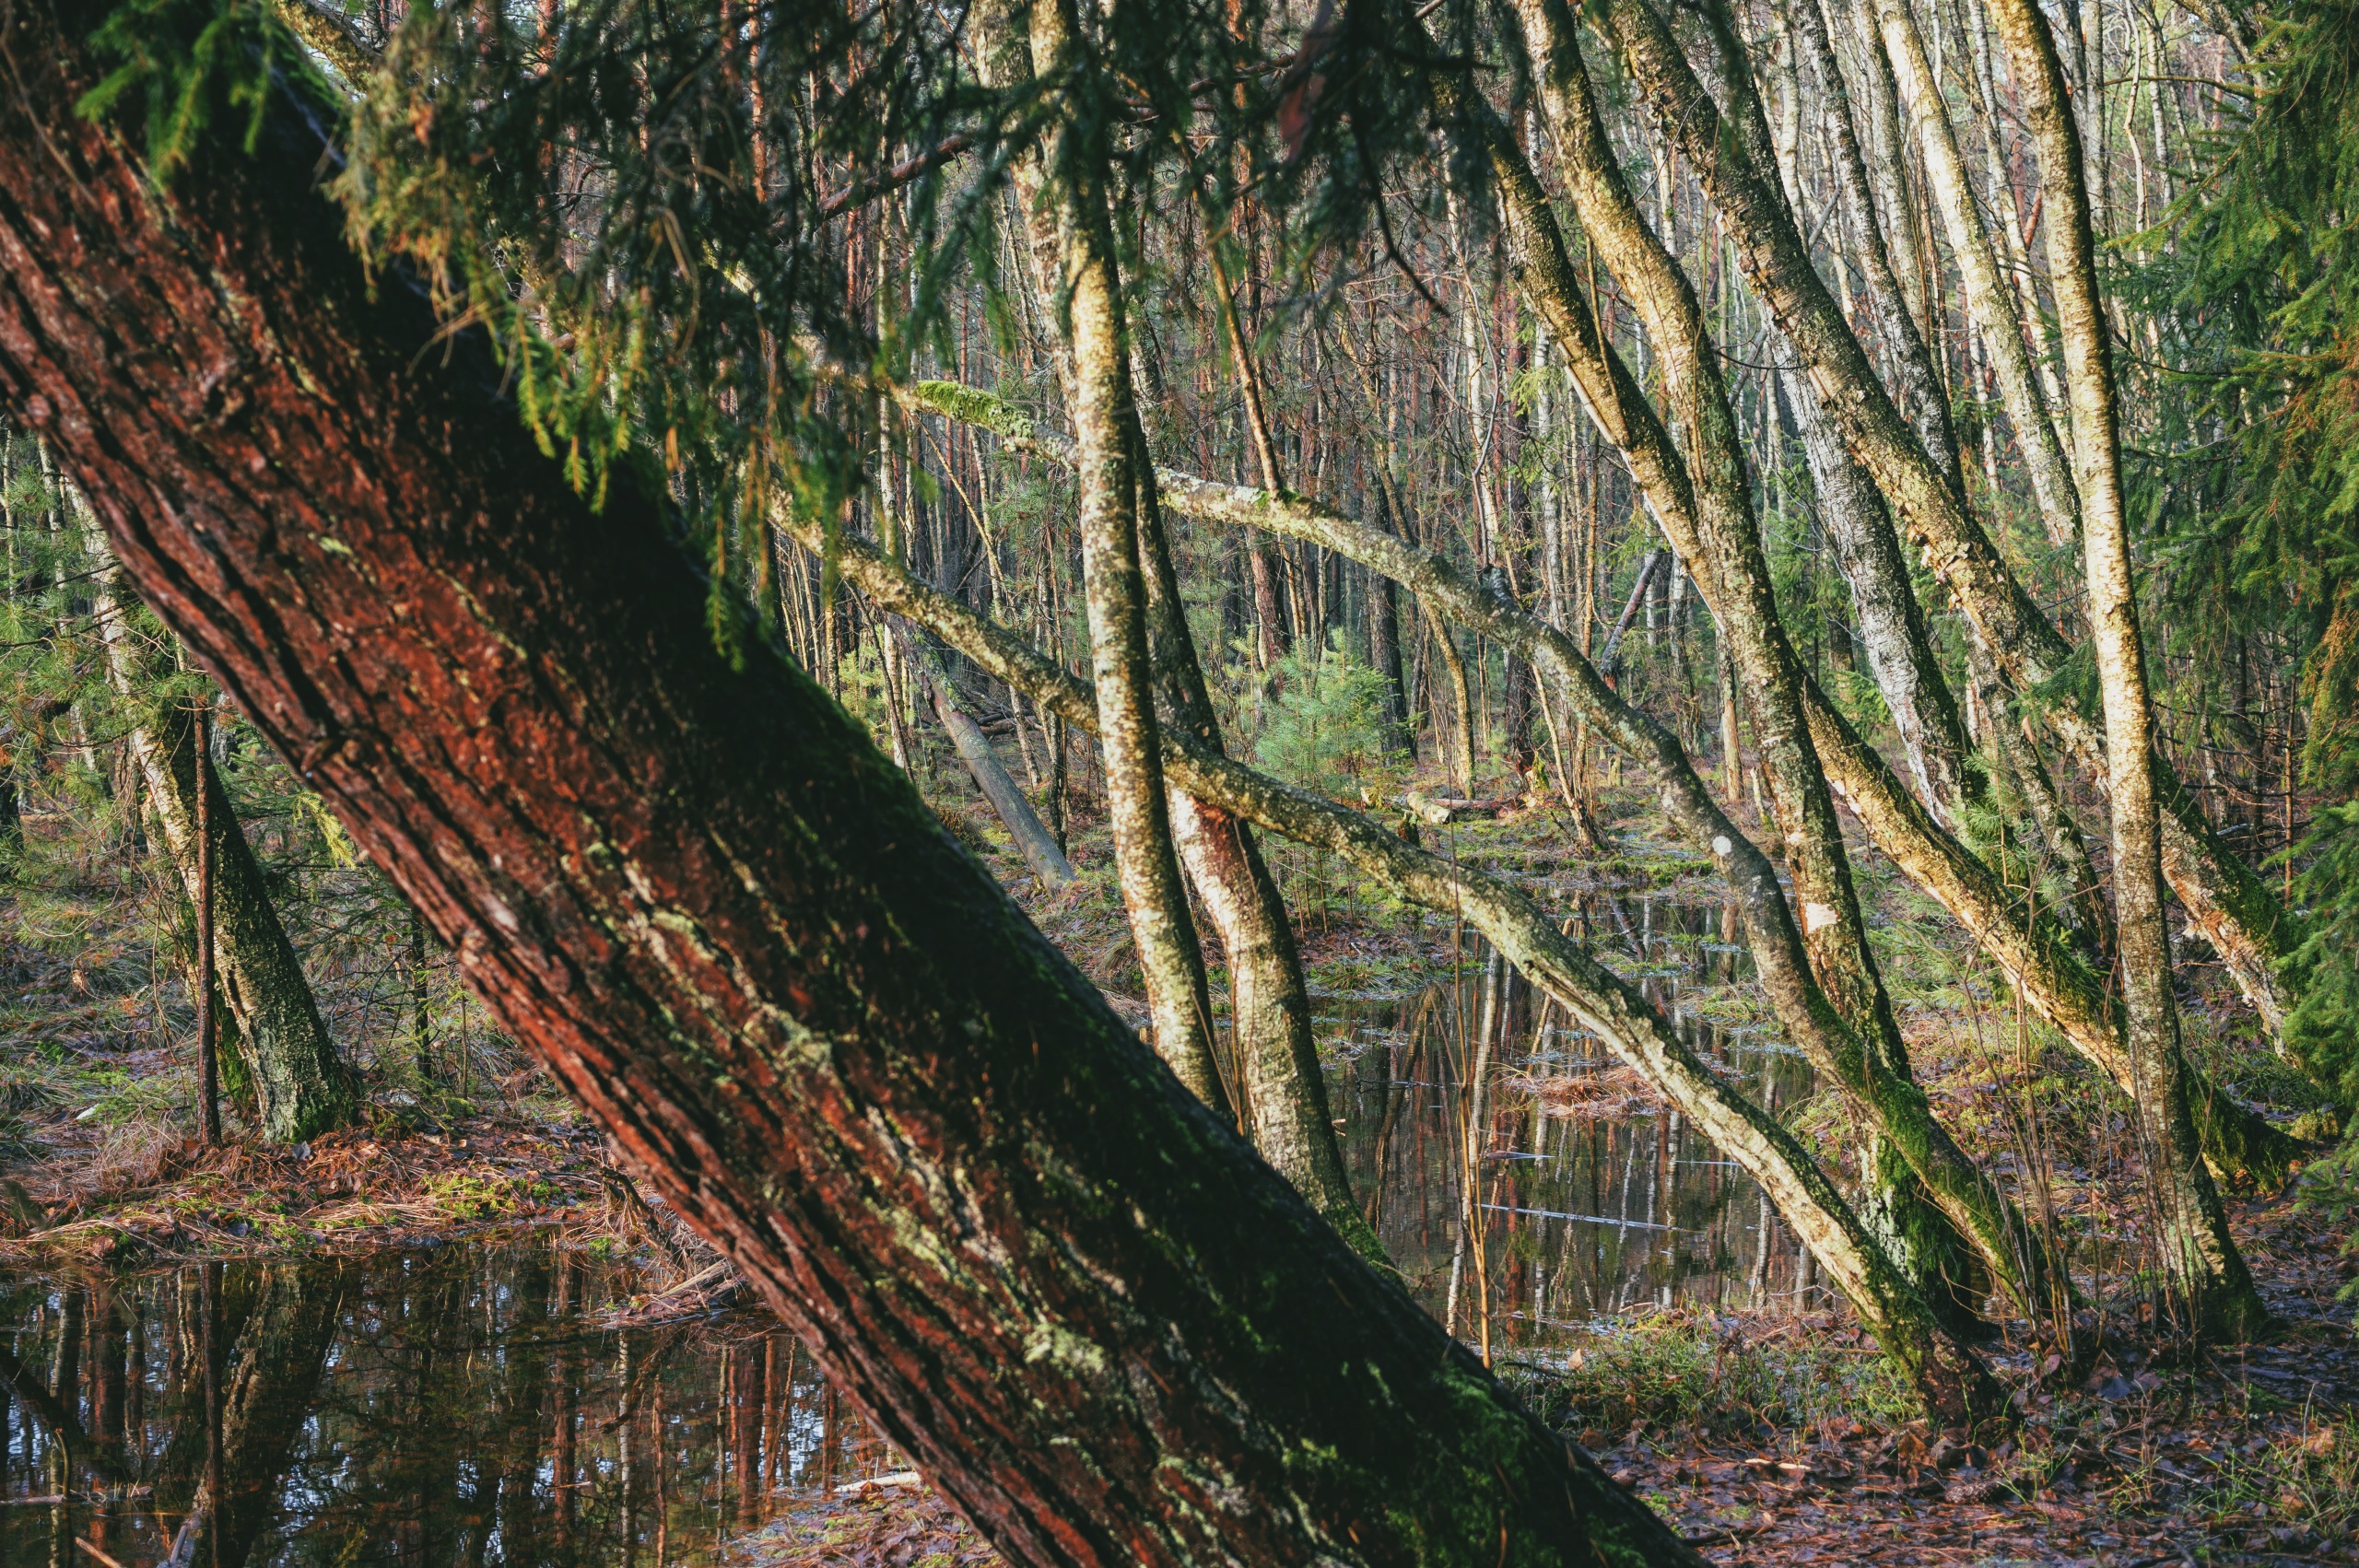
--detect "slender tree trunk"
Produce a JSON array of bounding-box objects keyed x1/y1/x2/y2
[
  {"x1": 1790, "y1": 0, "x2": 1963, "y2": 492},
  {"x1": 1782, "y1": 369, "x2": 1977, "y2": 830},
  {"x1": 1849, "y1": 0, "x2": 1937, "y2": 350},
  {"x1": 1364, "y1": 504, "x2": 1412, "y2": 755},
  {"x1": 195, "y1": 698, "x2": 220, "y2": 1144},
  {"x1": 983, "y1": 0, "x2": 1226, "y2": 1107},
  {"x1": 0, "y1": 24, "x2": 1719, "y2": 1560},
  {"x1": 1006, "y1": 0, "x2": 1356, "y2": 1213},
  {"x1": 1165, "y1": 790, "x2": 1377, "y2": 1257},
  {"x1": 1142, "y1": 266, "x2": 1375, "y2": 1259},
  {"x1": 925, "y1": 663, "x2": 1076, "y2": 889},
  {"x1": 1983, "y1": 0, "x2": 2264, "y2": 1334},
  {"x1": 408, "y1": 904, "x2": 435, "y2": 1082},
  {"x1": 1426, "y1": 598, "x2": 1477, "y2": 791},
  {"x1": 91, "y1": 561, "x2": 354, "y2": 1142},
  {"x1": 1872, "y1": 0, "x2": 2080, "y2": 544}
]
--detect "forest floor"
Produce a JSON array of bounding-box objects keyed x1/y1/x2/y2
[
  {"x1": 3, "y1": 779, "x2": 2355, "y2": 1563},
  {"x1": 722, "y1": 1183, "x2": 2357, "y2": 1568}
]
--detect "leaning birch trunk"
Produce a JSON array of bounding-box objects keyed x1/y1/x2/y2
[
  {"x1": 988, "y1": 0, "x2": 1226, "y2": 1110},
  {"x1": 813, "y1": 520, "x2": 2006, "y2": 1429},
  {"x1": 1130, "y1": 475, "x2": 1379, "y2": 1260},
  {"x1": 1982, "y1": 0, "x2": 2265, "y2": 1335},
  {"x1": 1164, "y1": 787, "x2": 1380, "y2": 1259},
  {"x1": 1872, "y1": 0, "x2": 2080, "y2": 544},
  {"x1": 1426, "y1": 598, "x2": 1477, "y2": 791},
  {"x1": 1791, "y1": 0, "x2": 1963, "y2": 493},
  {"x1": 92, "y1": 564, "x2": 354, "y2": 1142},
  {"x1": 989, "y1": 0, "x2": 1348, "y2": 1220},
  {"x1": 1848, "y1": 0, "x2": 1938, "y2": 350},
  {"x1": 924, "y1": 666, "x2": 1075, "y2": 889},
  {"x1": 1497, "y1": 0, "x2": 2006, "y2": 1328},
  {"x1": 1598, "y1": 0, "x2": 2307, "y2": 1051}
]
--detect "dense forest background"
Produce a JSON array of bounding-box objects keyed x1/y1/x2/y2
[{"x1": 4, "y1": 0, "x2": 2359, "y2": 1560}]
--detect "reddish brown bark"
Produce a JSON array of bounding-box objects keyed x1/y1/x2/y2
[{"x1": 0, "y1": 13, "x2": 1697, "y2": 1565}]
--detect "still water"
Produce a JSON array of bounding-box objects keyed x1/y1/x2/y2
[
  {"x1": 1323, "y1": 890, "x2": 1824, "y2": 1349},
  {"x1": 1, "y1": 895, "x2": 1814, "y2": 1564},
  {"x1": 0, "y1": 1246, "x2": 888, "y2": 1566}
]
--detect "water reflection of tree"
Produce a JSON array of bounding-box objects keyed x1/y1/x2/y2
[
  {"x1": 1331, "y1": 896, "x2": 1827, "y2": 1338},
  {"x1": 159, "y1": 1261, "x2": 348, "y2": 1568},
  {"x1": 0, "y1": 1246, "x2": 879, "y2": 1565}
]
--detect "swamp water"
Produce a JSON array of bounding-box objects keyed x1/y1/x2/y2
[
  {"x1": 1321, "y1": 889, "x2": 1825, "y2": 1348},
  {"x1": 1, "y1": 896, "x2": 1817, "y2": 1564},
  {"x1": 0, "y1": 1245, "x2": 886, "y2": 1566}
]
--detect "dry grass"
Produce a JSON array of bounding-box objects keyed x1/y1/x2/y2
[{"x1": 1508, "y1": 1061, "x2": 1672, "y2": 1123}]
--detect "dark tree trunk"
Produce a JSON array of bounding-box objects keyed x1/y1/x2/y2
[
  {"x1": 0, "y1": 17, "x2": 1698, "y2": 1566},
  {"x1": 1367, "y1": 568, "x2": 1409, "y2": 755},
  {"x1": 0, "y1": 735, "x2": 19, "y2": 871},
  {"x1": 1250, "y1": 544, "x2": 1286, "y2": 667}
]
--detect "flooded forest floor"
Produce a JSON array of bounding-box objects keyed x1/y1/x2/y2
[{"x1": 1, "y1": 776, "x2": 2354, "y2": 1565}]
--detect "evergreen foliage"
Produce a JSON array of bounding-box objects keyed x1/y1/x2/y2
[
  {"x1": 2163, "y1": 0, "x2": 2359, "y2": 1107},
  {"x1": 1247, "y1": 627, "x2": 1400, "y2": 797}
]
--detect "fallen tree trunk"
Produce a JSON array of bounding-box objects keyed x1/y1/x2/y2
[
  {"x1": 1402, "y1": 788, "x2": 1524, "y2": 825},
  {"x1": 0, "y1": 16, "x2": 1702, "y2": 1563},
  {"x1": 924, "y1": 664, "x2": 1075, "y2": 890}
]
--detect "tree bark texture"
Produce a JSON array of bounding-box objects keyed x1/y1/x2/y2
[
  {"x1": 1426, "y1": 598, "x2": 1478, "y2": 791},
  {"x1": 1132, "y1": 481, "x2": 1376, "y2": 1259},
  {"x1": 93, "y1": 563, "x2": 356, "y2": 1141},
  {"x1": 0, "y1": 17, "x2": 1706, "y2": 1562},
  {"x1": 1981, "y1": 0, "x2": 2263, "y2": 1332},
  {"x1": 1363, "y1": 491, "x2": 1413, "y2": 755}
]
